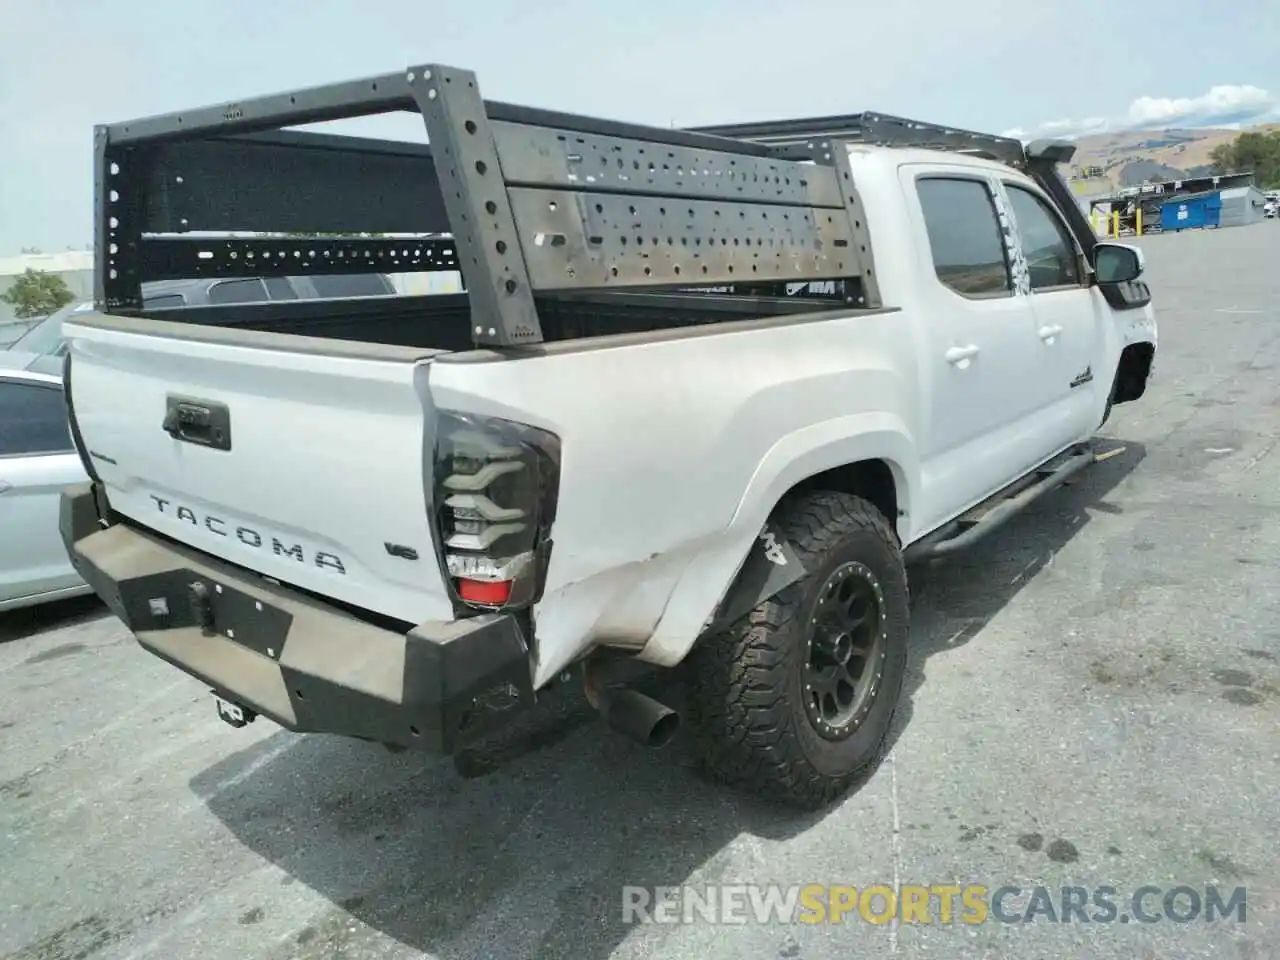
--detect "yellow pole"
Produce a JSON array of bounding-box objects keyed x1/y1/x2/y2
[
  {"x1": 1136, "y1": 205, "x2": 1143, "y2": 236},
  {"x1": 1111, "y1": 210, "x2": 1119, "y2": 237}
]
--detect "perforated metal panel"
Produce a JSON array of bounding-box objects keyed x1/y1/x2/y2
[
  {"x1": 490, "y1": 121, "x2": 843, "y2": 207},
  {"x1": 409, "y1": 64, "x2": 544, "y2": 347},
  {"x1": 96, "y1": 127, "x2": 143, "y2": 311},
  {"x1": 812, "y1": 140, "x2": 880, "y2": 308},
  {"x1": 93, "y1": 58, "x2": 882, "y2": 340},
  {"x1": 506, "y1": 189, "x2": 857, "y2": 290},
  {"x1": 138, "y1": 235, "x2": 458, "y2": 282}
]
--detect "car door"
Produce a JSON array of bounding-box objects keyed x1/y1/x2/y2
[
  {"x1": 0, "y1": 376, "x2": 88, "y2": 608},
  {"x1": 996, "y1": 178, "x2": 1104, "y2": 439},
  {"x1": 905, "y1": 168, "x2": 1055, "y2": 533}
]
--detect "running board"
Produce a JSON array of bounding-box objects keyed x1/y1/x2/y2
[{"x1": 903, "y1": 442, "x2": 1098, "y2": 564}]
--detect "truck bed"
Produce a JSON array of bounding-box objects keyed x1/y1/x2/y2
[{"x1": 135, "y1": 287, "x2": 851, "y2": 353}]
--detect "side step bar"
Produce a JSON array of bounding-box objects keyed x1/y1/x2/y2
[{"x1": 903, "y1": 442, "x2": 1098, "y2": 564}]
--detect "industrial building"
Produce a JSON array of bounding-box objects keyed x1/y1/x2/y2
[{"x1": 1087, "y1": 172, "x2": 1267, "y2": 237}]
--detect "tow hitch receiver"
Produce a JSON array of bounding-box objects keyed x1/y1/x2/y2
[{"x1": 214, "y1": 693, "x2": 257, "y2": 728}]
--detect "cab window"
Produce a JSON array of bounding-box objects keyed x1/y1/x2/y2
[
  {"x1": 916, "y1": 177, "x2": 1013, "y2": 298},
  {"x1": 1004, "y1": 184, "x2": 1080, "y2": 289}
]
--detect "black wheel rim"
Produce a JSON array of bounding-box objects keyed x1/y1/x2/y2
[{"x1": 803, "y1": 560, "x2": 888, "y2": 741}]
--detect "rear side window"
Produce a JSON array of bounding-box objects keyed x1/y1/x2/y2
[
  {"x1": 0, "y1": 381, "x2": 73, "y2": 456},
  {"x1": 207, "y1": 278, "x2": 270, "y2": 305},
  {"x1": 916, "y1": 177, "x2": 1012, "y2": 297},
  {"x1": 308, "y1": 274, "x2": 391, "y2": 298},
  {"x1": 1004, "y1": 185, "x2": 1080, "y2": 289}
]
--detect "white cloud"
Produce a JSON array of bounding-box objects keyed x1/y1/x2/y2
[{"x1": 1003, "y1": 84, "x2": 1277, "y2": 140}]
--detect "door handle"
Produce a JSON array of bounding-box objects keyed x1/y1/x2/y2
[
  {"x1": 945, "y1": 345, "x2": 980, "y2": 365},
  {"x1": 1039, "y1": 324, "x2": 1064, "y2": 342}
]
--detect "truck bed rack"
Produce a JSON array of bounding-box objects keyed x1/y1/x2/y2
[
  {"x1": 687, "y1": 113, "x2": 1030, "y2": 169},
  {"x1": 96, "y1": 62, "x2": 879, "y2": 346},
  {"x1": 688, "y1": 112, "x2": 1095, "y2": 270}
]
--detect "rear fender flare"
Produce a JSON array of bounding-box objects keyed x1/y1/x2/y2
[{"x1": 638, "y1": 413, "x2": 917, "y2": 667}]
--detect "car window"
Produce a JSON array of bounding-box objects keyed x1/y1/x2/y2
[
  {"x1": 8, "y1": 300, "x2": 93, "y2": 356},
  {"x1": 916, "y1": 177, "x2": 1012, "y2": 297},
  {"x1": 307, "y1": 274, "x2": 392, "y2": 298},
  {"x1": 143, "y1": 293, "x2": 187, "y2": 309},
  {"x1": 264, "y1": 277, "x2": 298, "y2": 301},
  {"x1": 0, "y1": 380, "x2": 73, "y2": 456},
  {"x1": 1004, "y1": 184, "x2": 1080, "y2": 289},
  {"x1": 207, "y1": 278, "x2": 270, "y2": 305}
]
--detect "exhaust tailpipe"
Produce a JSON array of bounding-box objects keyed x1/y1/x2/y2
[{"x1": 596, "y1": 688, "x2": 680, "y2": 749}]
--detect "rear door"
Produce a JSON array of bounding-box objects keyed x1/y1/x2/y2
[
  {"x1": 997, "y1": 178, "x2": 1104, "y2": 437},
  {"x1": 903, "y1": 168, "x2": 1062, "y2": 532},
  {"x1": 63, "y1": 318, "x2": 456, "y2": 625},
  {"x1": 0, "y1": 376, "x2": 86, "y2": 605}
]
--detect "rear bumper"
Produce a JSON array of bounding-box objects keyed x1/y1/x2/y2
[{"x1": 59, "y1": 484, "x2": 535, "y2": 754}]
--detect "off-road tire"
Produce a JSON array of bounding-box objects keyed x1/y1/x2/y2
[{"x1": 685, "y1": 491, "x2": 910, "y2": 809}]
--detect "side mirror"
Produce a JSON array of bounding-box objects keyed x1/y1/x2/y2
[{"x1": 1094, "y1": 242, "x2": 1144, "y2": 284}]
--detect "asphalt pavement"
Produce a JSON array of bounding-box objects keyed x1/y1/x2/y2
[{"x1": 2, "y1": 222, "x2": 1279, "y2": 960}]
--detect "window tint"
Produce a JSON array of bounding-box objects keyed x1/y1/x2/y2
[
  {"x1": 143, "y1": 293, "x2": 186, "y2": 309},
  {"x1": 916, "y1": 178, "x2": 1011, "y2": 296},
  {"x1": 0, "y1": 381, "x2": 73, "y2": 456},
  {"x1": 264, "y1": 277, "x2": 298, "y2": 301},
  {"x1": 1005, "y1": 185, "x2": 1080, "y2": 288},
  {"x1": 207, "y1": 279, "x2": 269, "y2": 305},
  {"x1": 308, "y1": 274, "x2": 391, "y2": 298}
]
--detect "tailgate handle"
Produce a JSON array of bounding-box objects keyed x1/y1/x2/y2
[{"x1": 163, "y1": 395, "x2": 232, "y2": 451}]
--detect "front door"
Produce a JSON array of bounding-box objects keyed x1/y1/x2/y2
[
  {"x1": 0, "y1": 377, "x2": 87, "y2": 607},
  {"x1": 996, "y1": 178, "x2": 1104, "y2": 441}
]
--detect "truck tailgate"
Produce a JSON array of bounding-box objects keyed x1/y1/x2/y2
[{"x1": 64, "y1": 319, "x2": 455, "y2": 626}]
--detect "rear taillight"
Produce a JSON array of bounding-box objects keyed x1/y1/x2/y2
[{"x1": 432, "y1": 411, "x2": 561, "y2": 611}]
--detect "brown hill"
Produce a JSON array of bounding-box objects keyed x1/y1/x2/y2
[{"x1": 1065, "y1": 123, "x2": 1280, "y2": 189}]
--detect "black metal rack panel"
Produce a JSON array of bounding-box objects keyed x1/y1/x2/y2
[
  {"x1": 506, "y1": 188, "x2": 857, "y2": 290},
  {"x1": 138, "y1": 235, "x2": 459, "y2": 283},
  {"x1": 489, "y1": 121, "x2": 844, "y2": 207},
  {"x1": 689, "y1": 112, "x2": 1028, "y2": 168},
  {"x1": 95, "y1": 60, "x2": 884, "y2": 343}
]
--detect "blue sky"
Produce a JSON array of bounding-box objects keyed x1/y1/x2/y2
[{"x1": 1, "y1": 0, "x2": 1277, "y2": 254}]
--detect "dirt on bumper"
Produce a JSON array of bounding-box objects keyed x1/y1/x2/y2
[{"x1": 59, "y1": 483, "x2": 535, "y2": 754}]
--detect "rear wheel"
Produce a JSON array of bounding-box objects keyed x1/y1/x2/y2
[{"x1": 685, "y1": 491, "x2": 909, "y2": 809}]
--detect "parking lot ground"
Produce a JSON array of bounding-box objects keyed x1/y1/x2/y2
[{"x1": 3, "y1": 222, "x2": 1280, "y2": 960}]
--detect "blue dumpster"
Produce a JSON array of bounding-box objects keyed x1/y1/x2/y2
[{"x1": 1161, "y1": 192, "x2": 1222, "y2": 231}]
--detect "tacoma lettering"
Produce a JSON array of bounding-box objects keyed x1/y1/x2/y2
[{"x1": 149, "y1": 494, "x2": 346, "y2": 574}]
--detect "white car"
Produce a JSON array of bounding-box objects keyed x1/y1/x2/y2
[{"x1": 0, "y1": 367, "x2": 92, "y2": 611}]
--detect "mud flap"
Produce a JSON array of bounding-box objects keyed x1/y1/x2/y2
[{"x1": 705, "y1": 523, "x2": 809, "y2": 633}]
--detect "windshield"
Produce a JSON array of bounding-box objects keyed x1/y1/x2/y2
[{"x1": 8, "y1": 300, "x2": 94, "y2": 355}]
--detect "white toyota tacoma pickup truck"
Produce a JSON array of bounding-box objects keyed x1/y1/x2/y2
[{"x1": 59, "y1": 62, "x2": 1157, "y2": 808}]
